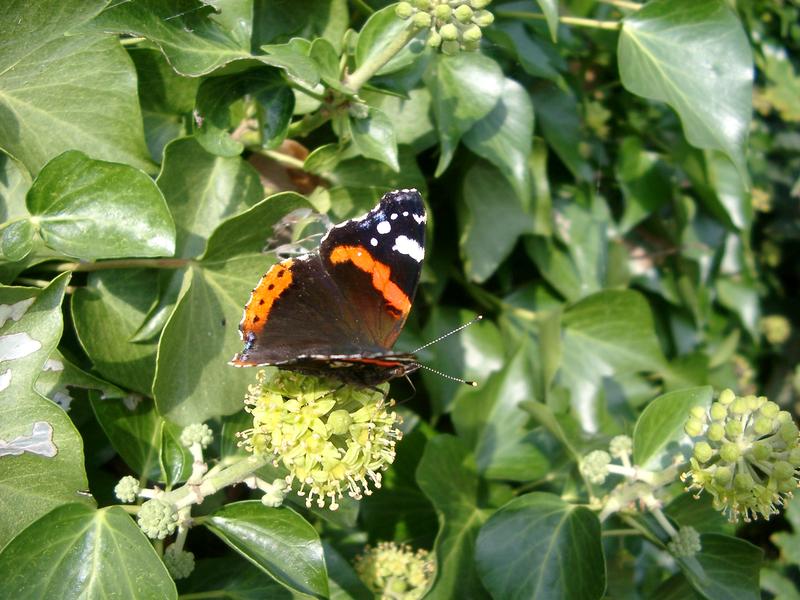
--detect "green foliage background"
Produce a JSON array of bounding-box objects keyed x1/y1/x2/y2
[{"x1": 1, "y1": 0, "x2": 799, "y2": 598}]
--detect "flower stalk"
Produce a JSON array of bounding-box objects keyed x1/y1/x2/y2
[{"x1": 344, "y1": 24, "x2": 424, "y2": 92}]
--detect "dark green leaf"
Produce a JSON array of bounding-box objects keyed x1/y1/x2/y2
[
  {"x1": 616, "y1": 137, "x2": 673, "y2": 233},
  {"x1": 27, "y1": 151, "x2": 175, "y2": 259},
  {"x1": 194, "y1": 68, "x2": 294, "y2": 156},
  {"x1": 348, "y1": 107, "x2": 399, "y2": 172},
  {"x1": 180, "y1": 556, "x2": 295, "y2": 599},
  {"x1": 678, "y1": 533, "x2": 762, "y2": 600},
  {"x1": 425, "y1": 53, "x2": 504, "y2": 176},
  {"x1": 71, "y1": 269, "x2": 159, "y2": 395},
  {"x1": 459, "y1": 160, "x2": 533, "y2": 283},
  {"x1": 0, "y1": 1, "x2": 153, "y2": 175},
  {"x1": 0, "y1": 503, "x2": 176, "y2": 599},
  {"x1": 452, "y1": 343, "x2": 550, "y2": 481},
  {"x1": 531, "y1": 85, "x2": 593, "y2": 180},
  {"x1": 355, "y1": 6, "x2": 426, "y2": 77},
  {"x1": 536, "y1": 0, "x2": 560, "y2": 41},
  {"x1": 35, "y1": 349, "x2": 126, "y2": 409},
  {"x1": 618, "y1": 0, "x2": 753, "y2": 177},
  {"x1": 416, "y1": 435, "x2": 489, "y2": 599},
  {"x1": 463, "y1": 77, "x2": 534, "y2": 202},
  {"x1": 633, "y1": 386, "x2": 712, "y2": 469},
  {"x1": 204, "y1": 501, "x2": 329, "y2": 598},
  {"x1": 475, "y1": 493, "x2": 605, "y2": 600}
]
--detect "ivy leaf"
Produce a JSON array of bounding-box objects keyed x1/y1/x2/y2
[
  {"x1": 677, "y1": 533, "x2": 762, "y2": 600},
  {"x1": 452, "y1": 343, "x2": 550, "y2": 481},
  {"x1": 0, "y1": 503, "x2": 176, "y2": 599},
  {"x1": 536, "y1": 0, "x2": 560, "y2": 42},
  {"x1": 204, "y1": 501, "x2": 329, "y2": 598},
  {"x1": 26, "y1": 151, "x2": 175, "y2": 259},
  {"x1": 355, "y1": 5, "x2": 427, "y2": 77},
  {"x1": 618, "y1": 0, "x2": 753, "y2": 178},
  {"x1": 463, "y1": 77, "x2": 534, "y2": 202},
  {"x1": 348, "y1": 107, "x2": 400, "y2": 172},
  {"x1": 475, "y1": 493, "x2": 605, "y2": 600},
  {"x1": 194, "y1": 68, "x2": 295, "y2": 157},
  {"x1": 425, "y1": 53, "x2": 504, "y2": 176},
  {"x1": 0, "y1": 1, "x2": 154, "y2": 175},
  {"x1": 616, "y1": 137, "x2": 673, "y2": 233},
  {"x1": 91, "y1": 0, "x2": 249, "y2": 76},
  {"x1": 71, "y1": 269, "x2": 159, "y2": 395},
  {"x1": 154, "y1": 193, "x2": 309, "y2": 425},
  {"x1": 416, "y1": 435, "x2": 490, "y2": 599},
  {"x1": 459, "y1": 160, "x2": 533, "y2": 283},
  {"x1": 0, "y1": 275, "x2": 92, "y2": 547},
  {"x1": 181, "y1": 556, "x2": 295, "y2": 599},
  {"x1": 633, "y1": 386, "x2": 712, "y2": 469}
]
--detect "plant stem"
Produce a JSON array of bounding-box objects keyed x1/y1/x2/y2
[
  {"x1": 120, "y1": 36, "x2": 147, "y2": 46},
  {"x1": 344, "y1": 24, "x2": 423, "y2": 92},
  {"x1": 259, "y1": 149, "x2": 307, "y2": 171},
  {"x1": 54, "y1": 258, "x2": 192, "y2": 272},
  {"x1": 289, "y1": 109, "x2": 333, "y2": 138},
  {"x1": 164, "y1": 453, "x2": 271, "y2": 509},
  {"x1": 496, "y1": 11, "x2": 622, "y2": 30},
  {"x1": 601, "y1": 528, "x2": 641, "y2": 537},
  {"x1": 597, "y1": 0, "x2": 642, "y2": 10},
  {"x1": 286, "y1": 79, "x2": 327, "y2": 102}
]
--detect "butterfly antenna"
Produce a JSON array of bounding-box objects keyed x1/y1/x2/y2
[
  {"x1": 415, "y1": 363, "x2": 478, "y2": 387},
  {"x1": 412, "y1": 314, "x2": 483, "y2": 353}
]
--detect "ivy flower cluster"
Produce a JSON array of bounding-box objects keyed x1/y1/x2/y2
[
  {"x1": 683, "y1": 389, "x2": 800, "y2": 522},
  {"x1": 355, "y1": 542, "x2": 435, "y2": 599},
  {"x1": 240, "y1": 370, "x2": 402, "y2": 510},
  {"x1": 395, "y1": 0, "x2": 495, "y2": 54}
]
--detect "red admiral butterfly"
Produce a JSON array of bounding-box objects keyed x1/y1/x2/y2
[{"x1": 231, "y1": 189, "x2": 427, "y2": 385}]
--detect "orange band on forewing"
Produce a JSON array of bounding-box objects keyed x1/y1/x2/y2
[
  {"x1": 329, "y1": 245, "x2": 411, "y2": 317},
  {"x1": 242, "y1": 259, "x2": 294, "y2": 332}
]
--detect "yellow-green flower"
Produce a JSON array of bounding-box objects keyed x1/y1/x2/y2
[
  {"x1": 395, "y1": 0, "x2": 494, "y2": 53},
  {"x1": 760, "y1": 315, "x2": 791, "y2": 345},
  {"x1": 682, "y1": 389, "x2": 800, "y2": 522},
  {"x1": 355, "y1": 542, "x2": 435, "y2": 599},
  {"x1": 240, "y1": 371, "x2": 402, "y2": 510}
]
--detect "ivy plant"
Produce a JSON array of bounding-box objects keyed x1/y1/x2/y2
[{"x1": 1, "y1": 0, "x2": 799, "y2": 598}]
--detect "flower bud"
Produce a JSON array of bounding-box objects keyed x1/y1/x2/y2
[
  {"x1": 714, "y1": 465, "x2": 732, "y2": 485},
  {"x1": 709, "y1": 403, "x2": 727, "y2": 421},
  {"x1": 114, "y1": 475, "x2": 140, "y2": 503},
  {"x1": 730, "y1": 398, "x2": 748, "y2": 416},
  {"x1": 734, "y1": 472, "x2": 754, "y2": 491},
  {"x1": 751, "y1": 441, "x2": 772, "y2": 461},
  {"x1": 470, "y1": 0, "x2": 492, "y2": 8},
  {"x1": 753, "y1": 416, "x2": 773, "y2": 436},
  {"x1": 719, "y1": 442, "x2": 740, "y2": 463},
  {"x1": 693, "y1": 441, "x2": 713, "y2": 463},
  {"x1": 789, "y1": 447, "x2": 800, "y2": 466},
  {"x1": 472, "y1": 9, "x2": 495, "y2": 27},
  {"x1": 412, "y1": 11, "x2": 432, "y2": 28},
  {"x1": 413, "y1": 0, "x2": 431, "y2": 9},
  {"x1": 440, "y1": 23, "x2": 459, "y2": 41},
  {"x1": 441, "y1": 40, "x2": 460, "y2": 55},
  {"x1": 690, "y1": 406, "x2": 708, "y2": 420},
  {"x1": 434, "y1": 4, "x2": 452, "y2": 19},
  {"x1": 164, "y1": 546, "x2": 195, "y2": 579},
  {"x1": 725, "y1": 419, "x2": 743, "y2": 439},
  {"x1": 773, "y1": 461, "x2": 794, "y2": 481},
  {"x1": 137, "y1": 498, "x2": 179, "y2": 540},
  {"x1": 580, "y1": 450, "x2": 611, "y2": 484},
  {"x1": 760, "y1": 401, "x2": 780, "y2": 418},
  {"x1": 462, "y1": 24, "x2": 482, "y2": 42},
  {"x1": 328, "y1": 409, "x2": 353, "y2": 435},
  {"x1": 684, "y1": 417, "x2": 704, "y2": 437},
  {"x1": 454, "y1": 4, "x2": 474, "y2": 22},
  {"x1": 427, "y1": 31, "x2": 442, "y2": 47},
  {"x1": 395, "y1": 2, "x2": 414, "y2": 19},
  {"x1": 609, "y1": 435, "x2": 632, "y2": 459},
  {"x1": 780, "y1": 421, "x2": 798, "y2": 444},
  {"x1": 707, "y1": 422, "x2": 725, "y2": 442},
  {"x1": 668, "y1": 526, "x2": 702, "y2": 557},
  {"x1": 718, "y1": 389, "x2": 736, "y2": 405},
  {"x1": 180, "y1": 423, "x2": 213, "y2": 449}
]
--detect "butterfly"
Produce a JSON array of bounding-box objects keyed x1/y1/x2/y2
[{"x1": 230, "y1": 189, "x2": 426, "y2": 386}]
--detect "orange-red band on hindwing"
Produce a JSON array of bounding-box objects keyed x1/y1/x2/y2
[
  {"x1": 329, "y1": 245, "x2": 411, "y2": 318},
  {"x1": 242, "y1": 259, "x2": 294, "y2": 333}
]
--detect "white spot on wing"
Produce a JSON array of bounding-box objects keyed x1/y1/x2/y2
[
  {"x1": 0, "y1": 333, "x2": 41, "y2": 361},
  {"x1": 0, "y1": 298, "x2": 34, "y2": 328},
  {"x1": 402, "y1": 211, "x2": 408, "y2": 217},
  {"x1": 0, "y1": 421, "x2": 57, "y2": 458},
  {"x1": 390, "y1": 213, "x2": 398, "y2": 220},
  {"x1": 376, "y1": 221, "x2": 391, "y2": 235},
  {"x1": 0, "y1": 369, "x2": 10, "y2": 392},
  {"x1": 370, "y1": 237, "x2": 378, "y2": 247},
  {"x1": 392, "y1": 235, "x2": 425, "y2": 262},
  {"x1": 412, "y1": 213, "x2": 426, "y2": 224}
]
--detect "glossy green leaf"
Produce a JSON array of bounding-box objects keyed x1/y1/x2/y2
[
  {"x1": 204, "y1": 501, "x2": 329, "y2": 598},
  {"x1": 452, "y1": 343, "x2": 550, "y2": 481},
  {"x1": 619, "y1": 0, "x2": 753, "y2": 177},
  {"x1": 71, "y1": 269, "x2": 159, "y2": 395},
  {"x1": 154, "y1": 193, "x2": 309, "y2": 425},
  {"x1": 0, "y1": 152, "x2": 32, "y2": 221},
  {"x1": 491, "y1": 22, "x2": 561, "y2": 81},
  {"x1": 616, "y1": 136, "x2": 673, "y2": 233},
  {"x1": 536, "y1": 0, "x2": 560, "y2": 41},
  {"x1": 348, "y1": 107, "x2": 399, "y2": 172},
  {"x1": 0, "y1": 275, "x2": 92, "y2": 547},
  {"x1": 259, "y1": 39, "x2": 322, "y2": 85},
  {"x1": 459, "y1": 160, "x2": 533, "y2": 283},
  {"x1": 180, "y1": 556, "x2": 295, "y2": 599},
  {"x1": 92, "y1": 0, "x2": 250, "y2": 76},
  {"x1": 0, "y1": 503, "x2": 176, "y2": 599},
  {"x1": 355, "y1": 5, "x2": 426, "y2": 77},
  {"x1": 160, "y1": 419, "x2": 193, "y2": 486},
  {"x1": 252, "y1": 0, "x2": 348, "y2": 53},
  {"x1": 195, "y1": 68, "x2": 294, "y2": 157},
  {"x1": 531, "y1": 85, "x2": 593, "y2": 181},
  {"x1": 463, "y1": 77, "x2": 534, "y2": 202},
  {"x1": 0, "y1": 220, "x2": 34, "y2": 262},
  {"x1": 27, "y1": 151, "x2": 175, "y2": 259},
  {"x1": 425, "y1": 53, "x2": 504, "y2": 176},
  {"x1": 475, "y1": 492, "x2": 605, "y2": 600},
  {"x1": 0, "y1": 1, "x2": 153, "y2": 175},
  {"x1": 633, "y1": 386, "x2": 713, "y2": 469},
  {"x1": 561, "y1": 290, "x2": 665, "y2": 433},
  {"x1": 678, "y1": 533, "x2": 762, "y2": 600},
  {"x1": 416, "y1": 435, "x2": 489, "y2": 599},
  {"x1": 35, "y1": 349, "x2": 126, "y2": 410},
  {"x1": 90, "y1": 394, "x2": 163, "y2": 481}
]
